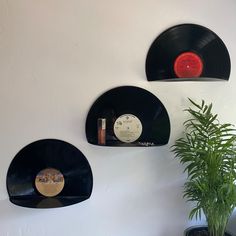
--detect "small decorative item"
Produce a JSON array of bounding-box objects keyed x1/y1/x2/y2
[{"x1": 97, "y1": 118, "x2": 106, "y2": 145}]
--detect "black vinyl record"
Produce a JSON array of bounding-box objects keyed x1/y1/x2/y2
[
  {"x1": 6, "y1": 139, "x2": 93, "y2": 208},
  {"x1": 145, "y1": 23, "x2": 231, "y2": 81},
  {"x1": 86, "y1": 86, "x2": 170, "y2": 146}
]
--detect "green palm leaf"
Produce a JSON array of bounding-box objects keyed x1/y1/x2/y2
[{"x1": 171, "y1": 99, "x2": 236, "y2": 236}]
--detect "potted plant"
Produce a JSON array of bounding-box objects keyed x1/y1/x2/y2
[{"x1": 172, "y1": 99, "x2": 236, "y2": 236}]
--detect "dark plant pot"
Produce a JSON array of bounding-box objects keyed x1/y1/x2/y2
[{"x1": 184, "y1": 226, "x2": 233, "y2": 236}]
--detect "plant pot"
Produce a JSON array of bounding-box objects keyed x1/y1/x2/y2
[{"x1": 184, "y1": 226, "x2": 233, "y2": 236}]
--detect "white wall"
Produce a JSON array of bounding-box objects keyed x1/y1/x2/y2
[{"x1": 0, "y1": 0, "x2": 236, "y2": 235}]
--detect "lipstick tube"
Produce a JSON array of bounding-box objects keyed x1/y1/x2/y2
[{"x1": 97, "y1": 118, "x2": 106, "y2": 145}]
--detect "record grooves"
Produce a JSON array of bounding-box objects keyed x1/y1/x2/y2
[
  {"x1": 6, "y1": 139, "x2": 93, "y2": 208},
  {"x1": 145, "y1": 23, "x2": 231, "y2": 81},
  {"x1": 86, "y1": 86, "x2": 171, "y2": 146}
]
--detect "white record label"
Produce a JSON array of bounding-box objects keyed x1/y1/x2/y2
[{"x1": 113, "y1": 114, "x2": 142, "y2": 143}]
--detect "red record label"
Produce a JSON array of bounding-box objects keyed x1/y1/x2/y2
[{"x1": 174, "y1": 52, "x2": 203, "y2": 78}]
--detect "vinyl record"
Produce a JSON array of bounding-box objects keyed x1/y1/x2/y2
[
  {"x1": 86, "y1": 86, "x2": 170, "y2": 146},
  {"x1": 145, "y1": 23, "x2": 231, "y2": 81},
  {"x1": 6, "y1": 139, "x2": 93, "y2": 208}
]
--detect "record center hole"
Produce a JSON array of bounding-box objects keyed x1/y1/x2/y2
[
  {"x1": 35, "y1": 168, "x2": 65, "y2": 197},
  {"x1": 174, "y1": 52, "x2": 203, "y2": 78}
]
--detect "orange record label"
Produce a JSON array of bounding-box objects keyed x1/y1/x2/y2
[{"x1": 35, "y1": 168, "x2": 65, "y2": 197}]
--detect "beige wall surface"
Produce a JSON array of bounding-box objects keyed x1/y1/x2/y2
[{"x1": 0, "y1": 0, "x2": 236, "y2": 235}]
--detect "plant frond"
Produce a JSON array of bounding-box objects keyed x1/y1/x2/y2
[{"x1": 171, "y1": 98, "x2": 236, "y2": 234}]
